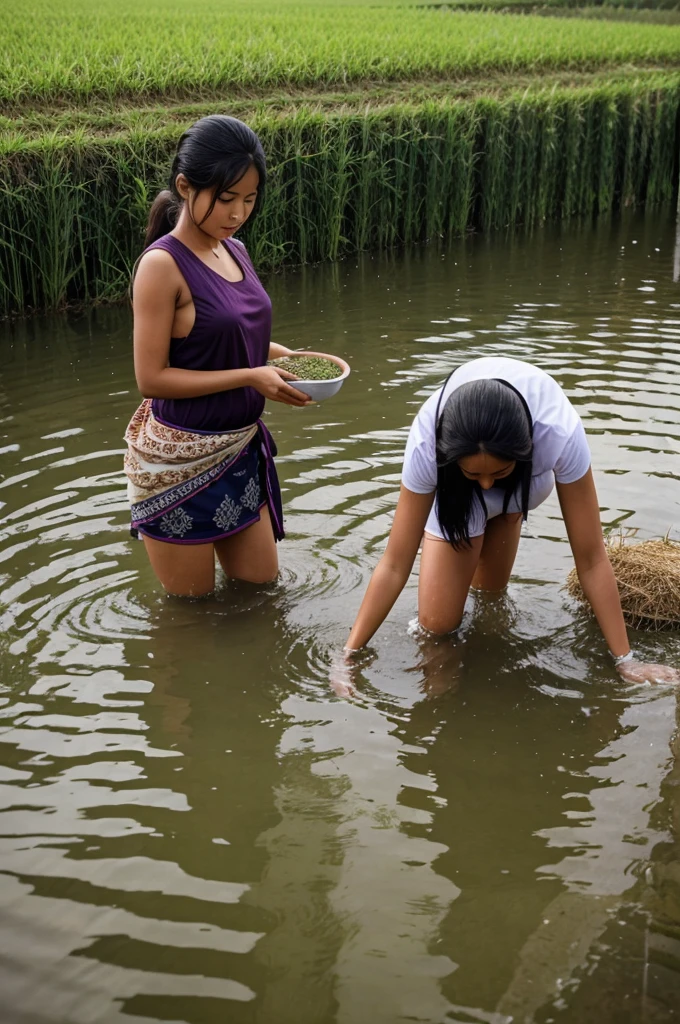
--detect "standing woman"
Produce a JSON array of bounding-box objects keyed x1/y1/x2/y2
[
  {"x1": 125, "y1": 115, "x2": 311, "y2": 596},
  {"x1": 345, "y1": 357, "x2": 678, "y2": 684}
]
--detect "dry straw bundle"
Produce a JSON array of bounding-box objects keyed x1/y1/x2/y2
[{"x1": 566, "y1": 532, "x2": 680, "y2": 631}]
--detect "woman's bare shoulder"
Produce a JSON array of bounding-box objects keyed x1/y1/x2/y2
[
  {"x1": 134, "y1": 247, "x2": 184, "y2": 294},
  {"x1": 136, "y1": 246, "x2": 181, "y2": 273}
]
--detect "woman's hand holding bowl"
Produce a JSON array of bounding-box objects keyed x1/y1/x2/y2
[{"x1": 249, "y1": 365, "x2": 312, "y2": 407}]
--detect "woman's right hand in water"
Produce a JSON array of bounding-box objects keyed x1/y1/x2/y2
[
  {"x1": 329, "y1": 648, "x2": 359, "y2": 698},
  {"x1": 330, "y1": 646, "x2": 374, "y2": 698},
  {"x1": 248, "y1": 366, "x2": 313, "y2": 407}
]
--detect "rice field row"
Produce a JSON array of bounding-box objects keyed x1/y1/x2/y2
[
  {"x1": 2, "y1": 78, "x2": 678, "y2": 316},
  {"x1": 3, "y1": 68, "x2": 670, "y2": 143},
  {"x1": 3, "y1": 0, "x2": 680, "y2": 109}
]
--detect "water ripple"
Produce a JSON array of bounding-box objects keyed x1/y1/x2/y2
[{"x1": 1, "y1": 214, "x2": 680, "y2": 1023}]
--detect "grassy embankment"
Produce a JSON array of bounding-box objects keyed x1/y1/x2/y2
[{"x1": 1, "y1": 0, "x2": 680, "y2": 315}]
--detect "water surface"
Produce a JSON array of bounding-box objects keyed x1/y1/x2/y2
[{"x1": 1, "y1": 211, "x2": 679, "y2": 1023}]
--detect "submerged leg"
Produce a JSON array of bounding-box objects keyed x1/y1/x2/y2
[
  {"x1": 471, "y1": 512, "x2": 522, "y2": 592},
  {"x1": 417, "y1": 512, "x2": 522, "y2": 634},
  {"x1": 417, "y1": 531, "x2": 483, "y2": 634},
  {"x1": 215, "y1": 505, "x2": 278, "y2": 584},
  {"x1": 141, "y1": 535, "x2": 216, "y2": 597}
]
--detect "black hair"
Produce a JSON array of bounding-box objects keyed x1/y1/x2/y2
[
  {"x1": 144, "y1": 114, "x2": 266, "y2": 247},
  {"x1": 435, "y1": 378, "x2": 534, "y2": 549}
]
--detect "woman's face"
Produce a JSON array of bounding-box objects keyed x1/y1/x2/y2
[
  {"x1": 179, "y1": 163, "x2": 260, "y2": 241},
  {"x1": 458, "y1": 452, "x2": 516, "y2": 491}
]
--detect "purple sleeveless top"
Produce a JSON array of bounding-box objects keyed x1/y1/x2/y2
[{"x1": 146, "y1": 234, "x2": 272, "y2": 433}]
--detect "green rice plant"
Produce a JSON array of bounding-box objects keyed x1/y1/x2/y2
[
  {"x1": 352, "y1": 116, "x2": 388, "y2": 253},
  {"x1": 445, "y1": 107, "x2": 479, "y2": 239},
  {"x1": 645, "y1": 89, "x2": 680, "y2": 205},
  {"x1": 1, "y1": 76, "x2": 679, "y2": 316},
  {"x1": 561, "y1": 99, "x2": 586, "y2": 218},
  {"x1": 596, "y1": 95, "x2": 620, "y2": 213},
  {"x1": 532, "y1": 101, "x2": 560, "y2": 225},
  {"x1": 476, "y1": 97, "x2": 511, "y2": 230},
  {"x1": 372, "y1": 119, "x2": 407, "y2": 250}
]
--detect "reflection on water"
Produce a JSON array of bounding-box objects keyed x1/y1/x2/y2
[{"x1": 0, "y1": 210, "x2": 679, "y2": 1022}]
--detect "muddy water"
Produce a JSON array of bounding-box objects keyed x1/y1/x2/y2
[{"x1": 1, "y1": 211, "x2": 679, "y2": 1023}]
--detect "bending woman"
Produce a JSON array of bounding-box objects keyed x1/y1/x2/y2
[
  {"x1": 346, "y1": 357, "x2": 678, "y2": 684},
  {"x1": 124, "y1": 115, "x2": 310, "y2": 596}
]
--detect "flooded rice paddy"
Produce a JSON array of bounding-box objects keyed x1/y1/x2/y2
[{"x1": 1, "y1": 211, "x2": 679, "y2": 1023}]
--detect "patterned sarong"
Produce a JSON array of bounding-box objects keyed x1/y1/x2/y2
[{"x1": 124, "y1": 400, "x2": 284, "y2": 544}]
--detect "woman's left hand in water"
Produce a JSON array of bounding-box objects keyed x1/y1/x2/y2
[{"x1": 617, "y1": 659, "x2": 680, "y2": 685}]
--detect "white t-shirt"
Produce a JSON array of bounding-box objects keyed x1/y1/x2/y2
[{"x1": 401, "y1": 357, "x2": 591, "y2": 539}]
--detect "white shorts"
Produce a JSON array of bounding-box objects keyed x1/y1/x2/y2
[{"x1": 424, "y1": 469, "x2": 556, "y2": 540}]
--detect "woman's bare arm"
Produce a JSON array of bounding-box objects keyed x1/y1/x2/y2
[
  {"x1": 557, "y1": 469, "x2": 629, "y2": 656},
  {"x1": 268, "y1": 341, "x2": 293, "y2": 360},
  {"x1": 558, "y1": 469, "x2": 678, "y2": 683},
  {"x1": 346, "y1": 486, "x2": 435, "y2": 650}
]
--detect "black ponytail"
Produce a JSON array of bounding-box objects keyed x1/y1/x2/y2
[{"x1": 145, "y1": 188, "x2": 181, "y2": 247}]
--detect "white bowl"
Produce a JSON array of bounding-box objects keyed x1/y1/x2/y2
[{"x1": 284, "y1": 350, "x2": 351, "y2": 401}]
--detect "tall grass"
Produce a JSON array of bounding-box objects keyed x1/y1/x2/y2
[
  {"x1": 2, "y1": 1, "x2": 680, "y2": 108},
  {"x1": 1, "y1": 78, "x2": 678, "y2": 316}
]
